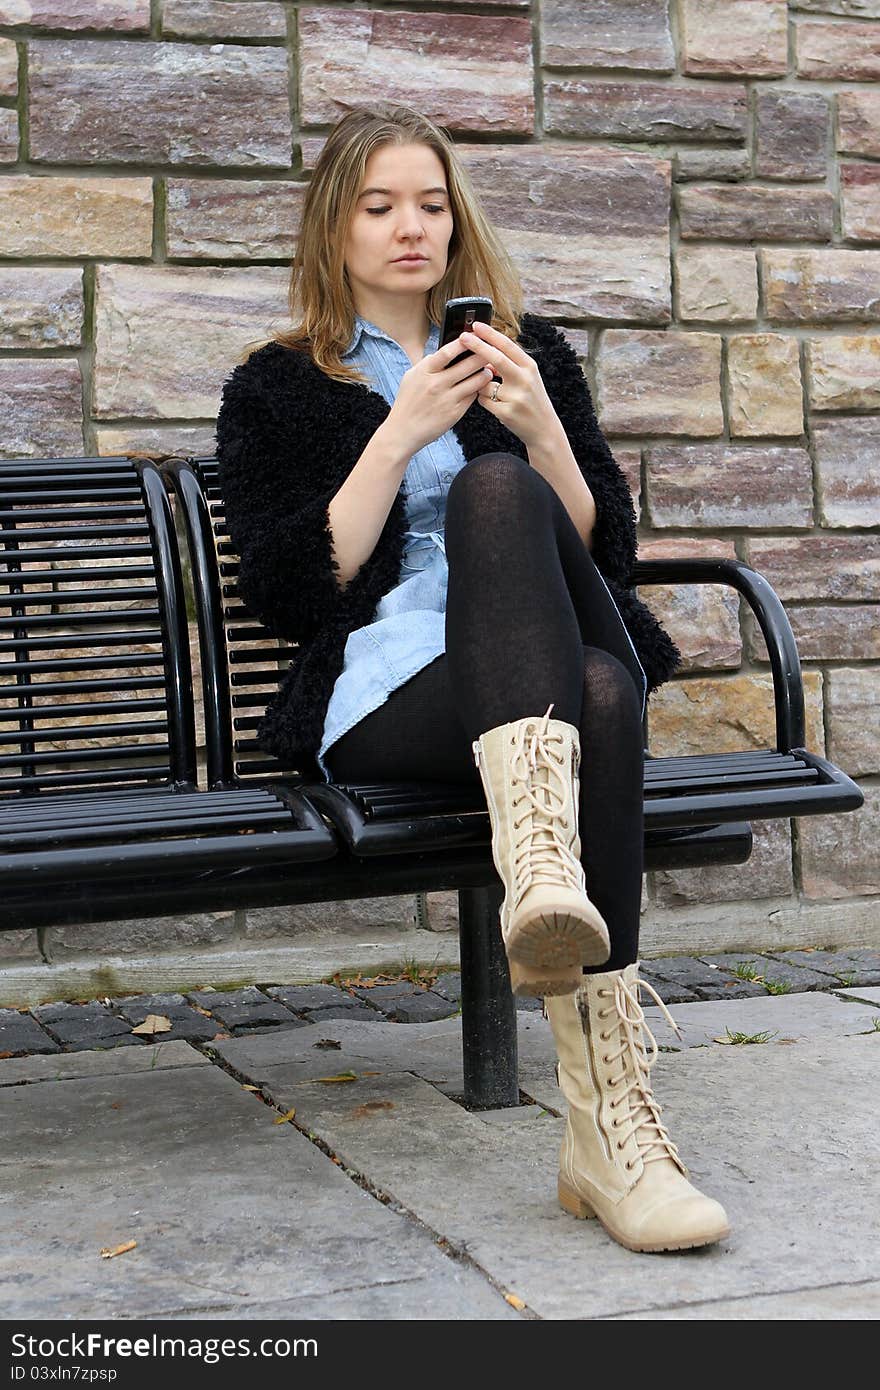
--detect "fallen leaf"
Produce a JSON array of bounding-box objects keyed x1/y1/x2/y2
[
  {"x1": 131, "y1": 1014, "x2": 172, "y2": 1036},
  {"x1": 273, "y1": 1108, "x2": 296, "y2": 1124},
  {"x1": 314, "y1": 1039, "x2": 342, "y2": 1050},
  {"x1": 504, "y1": 1292, "x2": 526, "y2": 1310},
  {"x1": 308, "y1": 1071, "x2": 358, "y2": 1084},
  {"x1": 242, "y1": 1084, "x2": 261, "y2": 1092},
  {"x1": 100, "y1": 1240, "x2": 137, "y2": 1259},
  {"x1": 352, "y1": 1100, "x2": 394, "y2": 1117}
]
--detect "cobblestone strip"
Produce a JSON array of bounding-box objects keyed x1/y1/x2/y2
[{"x1": 1, "y1": 949, "x2": 878, "y2": 1059}]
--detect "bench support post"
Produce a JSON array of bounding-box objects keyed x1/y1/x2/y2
[{"x1": 457, "y1": 883, "x2": 519, "y2": 1110}]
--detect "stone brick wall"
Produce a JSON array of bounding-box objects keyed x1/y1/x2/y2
[{"x1": 0, "y1": 0, "x2": 877, "y2": 965}]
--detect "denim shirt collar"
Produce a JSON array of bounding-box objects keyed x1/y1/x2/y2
[{"x1": 344, "y1": 314, "x2": 440, "y2": 359}]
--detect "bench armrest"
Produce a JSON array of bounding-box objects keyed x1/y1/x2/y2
[{"x1": 631, "y1": 557, "x2": 806, "y2": 754}]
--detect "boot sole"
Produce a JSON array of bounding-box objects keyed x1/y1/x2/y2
[
  {"x1": 508, "y1": 957, "x2": 582, "y2": 998},
  {"x1": 558, "y1": 1176, "x2": 730, "y2": 1253},
  {"x1": 506, "y1": 900, "x2": 611, "y2": 971}
]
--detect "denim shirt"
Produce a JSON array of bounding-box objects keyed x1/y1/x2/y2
[{"x1": 315, "y1": 314, "x2": 469, "y2": 780}]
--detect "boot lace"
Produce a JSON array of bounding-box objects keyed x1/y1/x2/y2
[
  {"x1": 591, "y1": 971, "x2": 689, "y2": 1176},
  {"x1": 510, "y1": 703, "x2": 581, "y2": 898}
]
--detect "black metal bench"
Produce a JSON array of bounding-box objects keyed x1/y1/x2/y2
[
  {"x1": 162, "y1": 454, "x2": 864, "y2": 1107},
  {"x1": 0, "y1": 455, "x2": 338, "y2": 935}
]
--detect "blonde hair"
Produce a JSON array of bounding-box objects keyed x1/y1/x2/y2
[{"x1": 244, "y1": 103, "x2": 526, "y2": 386}]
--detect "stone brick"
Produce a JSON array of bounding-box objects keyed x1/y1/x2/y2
[
  {"x1": 797, "y1": 19, "x2": 880, "y2": 79},
  {"x1": 0, "y1": 176, "x2": 152, "y2": 258},
  {"x1": 647, "y1": 671, "x2": 825, "y2": 758},
  {"x1": 28, "y1": 39, "x2": 291, "y2": 167},
  {"x1": 748, "y1": 534, "x2": 879, "y2": 602},
  {"x1": 597, "y1": 331, "x2": 721, "y2": 436},
  {"x1": 762, "y1": 249, "x2": 880, "y2": 322},
  {"x1": 185, "y1": 986, "x2": 303, "y2": 1033},
  {"x1": 0, "y1": 359, "x2": 83, "y2": 457},
  {"x1": 31, "y1": 1002, "x2": 142, "y2": 1049},
  {"x1": 681, "y1": 0, "x2": 788, "y2": 76},
  {"x1": 827, "y1": 668, "x2": 880, "y2": 777},
  {"x1": 841, "y1": 163, "x2": 880, "y2": 240},
  {"x1": 653, "y1": 820, "x2": 793, "y2": 906},
  {"x1": 811, "y1": 336, "x2": 878, "y2": 411},
  {"x1": 350, "y1": 981, "x2": 423, "y2": 1007},
  {"x1": 676, "y1": 247, "x2": 758, "y2": 322},
  {"x1": 431, "y1": 972, "x2": 462, "y2": 1003},
  {"x1": 755, "y1": 89, "x2": 830, "y2": 180},
  {"x1": 92, "y1": 264, "x2": 289, "y2": 419},
  {"x1": 110, "y1": 992, "x2": 217, "y2": 1043},
  {"x1": 453, "y1": 144, "x2": 671, "y2": 323},
  {"x1": 728, "y1": 334, "x2": 803, "y2": 437},
  {"x1": 0, "y1": 109, "x2": 16, "y2": 163},
  {"x1": 161, "y1": 0, "x2": 287, "y2": 39},
  {"x1": 799, "y1": 783, "x2": 878, "y2": 897},
  {"x1": 95, "y1": 425, "x2": 219, "y2": 457},
  {"x1": 613, "y1": 448, "x2": 642, "y2": 520},
  {"x1": 0, "y1": 269, "x2": 83, "y2": 350},
  {"x1": 792, "y1": 0, "x2": 880, "y2": 13},
  {"x1": 646, "y1": 444, "x2": 813, "y2": 527},
  {"x1": 540, "y1": 0, "x2": 674, "y2": 71},
  {"x1": 749, "y1": 603, "x2": 880, "y2": 663},
  {"x1": 45, "y1": 911, "x2": 237, "y2": 954},
  {"x1": 305, "y1": 1006, "x2": 384, "y2": 1023},
  {"x1": 768, "y1": 947, "x2": 880, "y2": 986},
  {"x1": 0, "y1": 0, "x2": 149, "y2": 27},
  {"x1": 299, "y1": 9, "x2": 534, "y2": 133},
  {"x1": 637, "y1": 973, "x2": 700, "y2": 1005},
  {"x1": 0, "y1": 36, "x2": 16, "y2": 96},
  {"x1": 808, "y1": 336, "x2": 880, "y2": 411},
  {"x1": 166, "y1": 179, "x2": 304, "y2": 259},
  {"x1": 813, "y1": 416, "x2": 880, "y2": 527},
  {"x1": 837, "y1": 90, "x2": 880, "y2": 158},
  {"x1": 678, "y1": 185, "x2": 835, "y2": 241},
  {"x1": 673, "y1": 149, "x2": 750, "y2": 182},
  {"x1": 544, "y1": 79, "x2": 747, "y2": 142},
  {"x1": 634, "y1": 537, "x2": 742, "y2": 674}
]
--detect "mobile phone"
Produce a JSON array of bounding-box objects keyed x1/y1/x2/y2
[{"x1": 440, "y1": 296, "x2": 494, "y2": 369}]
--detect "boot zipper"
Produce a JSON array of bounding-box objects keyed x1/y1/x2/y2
[
  {"x1": 572, "y1": 741, "x2": 580, "y2": 781},
  {"x1": 472, "y1": 738, "x2": 481, "y2": 770}
]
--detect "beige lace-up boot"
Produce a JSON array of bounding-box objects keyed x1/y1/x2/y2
[
  {"x1": 472, "y1": 703, "x2": 610, "y2": 997},
  {"x1": 544, "y1": 962, "x2": 730, "y2": 1252}
]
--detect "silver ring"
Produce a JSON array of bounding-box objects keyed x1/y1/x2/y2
[{"x1": 490, "y1": 380, "x2": 501, "y2": 402}]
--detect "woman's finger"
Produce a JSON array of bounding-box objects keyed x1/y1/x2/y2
[{"x1": 463, "y1": 321, "x2": 535, "y2": 371}]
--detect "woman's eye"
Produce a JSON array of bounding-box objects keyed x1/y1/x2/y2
[{"x1": 365, "y1": 206, "x2": 446, "y2": 215}]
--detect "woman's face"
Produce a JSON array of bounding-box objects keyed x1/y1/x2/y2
[{"x1": 344, "y1": 142, "x2": 454, "y2": 308}]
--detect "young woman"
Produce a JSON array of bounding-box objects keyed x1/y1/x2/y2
[{"x1": 215, "y1": 103, "x2": 730, "y2": 1254}]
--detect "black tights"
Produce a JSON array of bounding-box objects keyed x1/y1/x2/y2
[{"x1": 324, "y1": 454, "x2": 646, "y2": 973}]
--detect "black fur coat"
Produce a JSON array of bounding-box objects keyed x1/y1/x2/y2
[{"x1": 214, "y1": 311, "x2": 681, "y2": 777}]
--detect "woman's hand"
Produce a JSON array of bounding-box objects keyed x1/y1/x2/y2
[
  {"x1": 385, "y1": 334, "x2": 495, "y2": 458},
  {"x1": 458, "y1": 320, "x2": 562, "y2": 449}
]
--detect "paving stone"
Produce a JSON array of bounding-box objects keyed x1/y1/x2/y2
[
  {"x1": 639, "y1": 991, "x2": 880, "y2": 1051},
  {"x1": 642, "y1": 956, "x2": 767, "y2": 999},
  {"x1": 266, "y1": 984, "x2": 363, "y2": 1013},
  {"x1": 0, "y1": 1063, "x2": 515, "y2": 1319},
  {"x1": 269, "y1": 1035, "x2": 880, "y2": 1319},
  {"x1": 699, "y1": 953, "x2": 835, "y2": 993},
  {"x1": 639, "y1": 973, "x2": 701, "y2": 1005},
  {"x1": 431, "y1": 972, "x2": 462, "y2": 1003},
  {"x1": 184, "y1": 986, "x2": 298, "y2": 1032},
  {"x1": 0, "y1": 1041, "x2": 208, "y2": 1086},
  {"x1": 109, "y1": 992, "x2": 218, "y2": 1042},
  {"x1": 515, "y1": 995, "x2": 543, "y2": 1012},
  {"x1": 764, "y1": 948, "x2": 877, "y2": 983},
  {"x1": 62, "y1": 1034, "x2": 145, "y2": 1052},
  {"x1": 0, "y1": 1010, "x2": 60, "y2": 1058},
  {"x1": 31, "y1": 1004, "x2": 142, "y2": 1049},
  {"x1": 305, "y1": 1006, "x2": 383, "y2": 1024},
  {"x1": 349, "y1": 981, "x2": 424, "y2": 1007},
  {"x1": 834, "y1": 986, "x2": 880, "y2": 1009},
  {"x1": 385, "y1": 993, "x2": 460, "y2": 1024}
]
